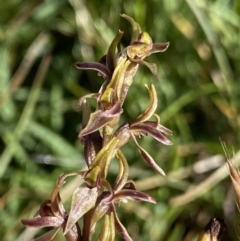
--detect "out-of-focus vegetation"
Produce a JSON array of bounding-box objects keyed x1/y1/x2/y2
[{"x1": 0, "y1": 0, "x2": 240, "y2": 240}]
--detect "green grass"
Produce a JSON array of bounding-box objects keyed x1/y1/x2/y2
[{"x1": 0, "y1": 0, "x2": 240, "y2": 240}]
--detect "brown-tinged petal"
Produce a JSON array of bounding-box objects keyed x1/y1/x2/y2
[
  {"x1": 157, "y1": 125, "x2": 173, "y2": 136},
  {"x1": 64, "y1": 185, "x2": 98, "y2": 234},
  {"x1": 130, "y1": 122, "x2": 173, "y2": 146},
  {"x1": 106, "y1": 30, "x2": 124, "y2": 73},
  {"x1": 83, "y1": 131, "x2": 103, "y2": 166},
  {"x1": 113, "y1": 189, "x2": 156, "y2": 204},
  {"x1": 113, "y1": 123, "x2": 131, "y2": 149},
  {"x1": 120, "y1": 14, "x2": 141, "y2": 44},
  {"x1": 97, "y1": 212, "x2": 115, "y2": 241},
  {"x1": 113, "y1": 150, "x2": 129, "y2": 192},
  {"x1": 149, "y1": 42, "x2": 170, "y2": 54},
  {"x1": 21, "y1": 216, "x2": 64, "y2": 228},
  {"x1": 140, "y1": 114, "x2": 173, "y2": 135},
  {"x1": 111, "y1": 204, "x2": 133, "y2": 241},
  {"x1": 75, "y1": 62, "x2": 111, "y2": 78},
  {"x1": 115, "y1": 60, "x2": 132, "y2": 103},
  {"x1": 139, "y1": 60, "x2": 160, "y2": 81},
  {"x1": 79, "y1": 102, "x2": 123, "y2": 137},
  {"x1": 39, "y1": 200, "x2": 52, "y2": 217},
  {"x1": 135, "y1": 84, "x2": 158, "y2": 123},
  {"x1": 50, "y1": 191, "x2": 65, "y2": 217},
  {"x1": 34, "y1": 227, "x2": 61, "y2": 241},
  {"x1": 64, "y1": 223, "x2": 81, "y2": 241},
  {"x1": 51, "y1": 173, "x2": 78, "y2": 217},
  {"x1": 131, "y1": 133, "x2": 166, "y2": 176},
  {"x1": 90, "y1": 193, "x2": 111, "y2": 229}
]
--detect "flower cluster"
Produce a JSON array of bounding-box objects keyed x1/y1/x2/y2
[{"x1": 22, "y1": 14, "x2": 172, "y2": 241}]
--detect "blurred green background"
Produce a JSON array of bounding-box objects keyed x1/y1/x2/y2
[{"x1": 0, "y1": 0, "x2": 240, "y2": 240}]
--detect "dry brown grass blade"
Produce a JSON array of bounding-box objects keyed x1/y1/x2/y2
[
  {"x1": 170, "y1": 150, "x2": 240, "y2": 206},
  {"x1": 222, "y1": 142, "x2": 240, "y2": 211}
]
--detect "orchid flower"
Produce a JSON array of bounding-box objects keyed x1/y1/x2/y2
[
  {"x1": 83, "y1": 150, "x2": 156, "y2": 241},
  {"x1": 76, "y1": 14, "x2": 169, "y2": 139},
  {"x1": 22, "y1": 173, "x2": 98, "y2": 241}
]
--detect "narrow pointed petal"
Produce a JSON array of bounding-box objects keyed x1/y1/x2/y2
[
  {"x1": 75, "y1": 62, "x2": 111, "y2": 78},
  {"x1": 140, "y1": 117, "x2": 173, "y2": 135},
  {"x1": 51, "y1": 173, "x2": 78, "y2": 217},
  {"x1": 34, "y1": 227, "x2": 61, "y2": 241},
  {"x1": 90, "y1": 194, "x2": 111, "y2": 228},
  {"x1": 113, "y1": 150, "x2": 129, "y2": 192},
  {"x1": 22, "y1": 216, "x2": 64, "y2": 228},
  {"x1": 84, "y1": 132, "x2": 103, "y2": 166},
  {"x1": 79, "y1": 103, "x2": 123, "y2": 137},
  {"x1": 149, "y1": 42, "x2": 170, "y2": 54},
  {"x1": 120, "y1": 14, "x2": 141, "y2": 43},
  {"x1": 112, "y1": 205, "x2": 133, "y2": 241},
  {"x1": 97, "y1": 212, "x2": 115, "y2": 241},
  {"x1": 131, "y1": 122, "x2": 173, "y2": 146},
  {"x1": 131, "y1": 134, "x2": 166, "y2": 176},
  {"x1": 114, "y1": 189, "x2": 156, "y2": 204},
  {"x1": 107, "y1": 30, "x2": 124, "y2": 72},
  {"x1": 64, "y1": 186, "x2": 98, "y2": 234},
  {"x1": 135, "y1": 84, "x2": 158, "y2": 123},
  {"x1": 50, "y1": 192, "x2": 65, "y2": 217},
  {"x1": 141, "y1": 60, "x2": 160, "y2": 81},
  {"x1": 156, "y1": 122, "x2": 173, "y2": 135},
  {"x1": 114, "y1": 123, "x2": 131, "y2": 149}
]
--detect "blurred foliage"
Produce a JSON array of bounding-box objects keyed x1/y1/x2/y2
[{"x1": 0, "y1": 0, "x2": 240, "y2": 240}]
